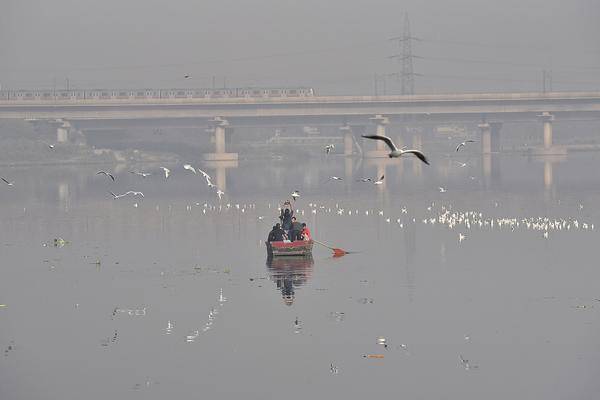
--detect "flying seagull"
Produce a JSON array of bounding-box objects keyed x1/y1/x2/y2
[
  {"x1": 324, "y1": 144, "x2": 335, "y2": 154},
  {"x1": 160, "y1": 167, "x2": 170, "y2": 179},
  {"x1": 216, "y1": 189, "x2": 225, "y2": 200},
  {"x1": 198, "y1": 169, "x2": 211, "y2": 181},
  {"x1": 109, "y1": 191, "x2": 144, "y2": 199},
  {"x1": 42, "y1": 142, "x2": 55, "y2": 149},
  {"x1": 456, "y1": 140, "x2": 476, "y2": 152},
  {"x1": 329, "y1": 176, "x2": 343, "y2": 181},
  {"x1": 291, "y1": 190, "x2": 300, "y2": 201},
  {"x1": 129, "y1": 171, "x2": 151, "y2": 178},
  {"x1": 1, "y1": 177, "x2": 14, "y2": 186},
  {"x1": 362, "y1": 135, "x2": 430, "y2": 165},
  {"x1": 183, "y1": 164, "x2": 197, "y2": 174},
  {"x1": 373, "y1": 175, "x2": 385, "y2": 185},
  {"x1": 96, "y1": 171, "x2": 115, "y2": 181}
]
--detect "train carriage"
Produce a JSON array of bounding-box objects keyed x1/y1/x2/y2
[{"x1": 0, "y1": 87, "x2": 316, "y2": 101}]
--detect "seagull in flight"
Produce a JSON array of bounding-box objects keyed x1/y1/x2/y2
[
  {"x1": 291, "y1": 190, "x2": 300, "y2": 201},
  {"x1": 183, "y1": 164, "x2": 197, "y2": 174},
  {"x1": 109, "y1": 191, "x2": 144, "y2": 199},
  {"x1": 197, "y1": 169, "x2": 215, "y2": 187},
  {"x1": 216, "y1": 189, "x2": 224, "y2": 200},
  {"x1": 456, "y1": 140, "x2": 476, "y2": 152},
  {"x1": 454, "y1": 161, "x2": 468, "y2": 168},
  {"x1": 439, "y1": 187, "x2": 447, "y2": 193},
  {"x1": 324, "y1": 144, "x2": 335, "y2": 154},
  {"x1": 129, "y1": 171, "x2": 151, "y2": 178},
  {"x1": 96, "y1": 171, "x2": 115, "y2": 181},
  {"x1": 373, "y1": 175, "x2": 385, "y2": 185},
  {"x1": 1, "y1": 177, "x2": 14, "y2": 186},
  {"x1": 362, "y1": 135, "x2": 430, "y2": 165},
  {"x1": 329, "y1": 176, "x2": 343, "y2": 181},
  {"x1": 42, "y1": 142, "x2": 55, "y2": 149},
  {"x1": 160, "y1": 167, "x2": 170, "y2": 179}
]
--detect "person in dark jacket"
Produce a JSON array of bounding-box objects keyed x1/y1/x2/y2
[
  {"x1": 267, "y1": 223, "x2": 286, "y2": 242},
  {"x1": 289, "y1": 217, "x2": 303, "y2": 241},
  {"x1": 280, "y1": 208, "x2": 293, "y2": 233}
]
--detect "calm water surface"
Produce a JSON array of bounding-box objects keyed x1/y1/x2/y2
[{"x1": 1, "y1": 152, "x2": 600, "y2": 399}]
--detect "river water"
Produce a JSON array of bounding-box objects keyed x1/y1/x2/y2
[{"x1": 1, "y1": 151, "x2": 599, "y2": 399}]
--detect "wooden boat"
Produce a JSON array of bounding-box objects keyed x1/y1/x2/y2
[{"x1": 266, "y1": 240, "x2": 313, "y2": 257}]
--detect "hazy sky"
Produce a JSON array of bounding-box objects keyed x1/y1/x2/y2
[{"x1": 1, "y1": 0, "x2": 599, "y2": 94}]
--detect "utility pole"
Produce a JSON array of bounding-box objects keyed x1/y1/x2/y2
[{"x1": 390, "y1": 12, "x2": 420, "y2": 95}]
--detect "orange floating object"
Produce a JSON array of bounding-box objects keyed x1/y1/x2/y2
[{"x1": 363, "y1": 354, "x2": 385, "y2": 359}]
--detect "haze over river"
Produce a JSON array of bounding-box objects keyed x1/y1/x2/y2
[{"x1": 1, "y1": 148, "x2": 599, "y2": 399}]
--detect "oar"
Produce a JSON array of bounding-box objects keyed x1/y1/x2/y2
[{"x1": 312, "y1": 239, "x2": 349, "y2": 257}]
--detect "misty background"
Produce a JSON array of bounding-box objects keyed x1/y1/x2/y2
[{"x1": 1, "y1": 0, "x2": 599, "y2": 94}]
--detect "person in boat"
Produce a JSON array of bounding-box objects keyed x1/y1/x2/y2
[
  {"x1": 289, "y1": 217, "x2": 303, "y2": 242},
  {"x1": 267, "y1": 223, "x2": 286, "y2": 242},
  {"x1": 280, "y1": 208, "x2": 293, "y2": 234},
  {"x1": 301, "y1": 223, "x2": 311, "y2": 241}
]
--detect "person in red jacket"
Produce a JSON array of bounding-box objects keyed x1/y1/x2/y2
[{"x1": 301, "y1": 223, "x2": 311, "y2": 241}]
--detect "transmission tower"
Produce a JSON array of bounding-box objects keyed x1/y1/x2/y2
[{"x1": 390, "y1": 13, "x2": 419, "y2": 95}]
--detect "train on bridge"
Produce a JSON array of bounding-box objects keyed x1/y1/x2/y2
[{"x1": 0, "y1": 87, "x2": 315, "y2": 101}]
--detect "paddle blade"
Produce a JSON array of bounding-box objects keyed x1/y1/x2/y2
[{"x1": 332, "y1": 248, "x2": 347, "y2": 257}]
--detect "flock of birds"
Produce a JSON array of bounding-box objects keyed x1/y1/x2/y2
[{"x1": 95, "y1": 163, "x2": 226, "y2": 200}]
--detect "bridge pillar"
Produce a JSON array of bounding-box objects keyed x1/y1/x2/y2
[
  {"x1": 365, "y1": 115, "x2": 389, "y2": 158},
  {"x1": 56, "y1": 120, "x2": 71, "y2": 143},
  {"x1": 533, "y1": 112, "x2": 567, "y2": 156},
  {"x1": 490, "y1": 122, "x2": 502, "y2": 153},
  {"x1": 203, "y1": 117, "x2": 238, "y2": 162},
  {"x1": 479, "y1": 122, "x2": 491, "y2": 154},
  {"x1": 540, "y1": 112, "x2": 554, "y2": 149},
  {"x1": 341, "y1": 125, "x2": 354, "y2": 156}
]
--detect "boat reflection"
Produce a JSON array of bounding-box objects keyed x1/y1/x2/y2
[{"x1": 266, "y1": 256, "x2": 314, "y2": 306}]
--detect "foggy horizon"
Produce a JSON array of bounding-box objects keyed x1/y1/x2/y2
[{"x1": 2, "y1": 0, "x2": 600, "y2": 94}]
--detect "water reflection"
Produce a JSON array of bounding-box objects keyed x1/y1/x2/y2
[{"x1": 266, "y1": 256, "x2": 314, "y2": 305}]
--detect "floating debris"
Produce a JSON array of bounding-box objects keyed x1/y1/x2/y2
[
  {"x1": 363, "y1": 354, "x2": 385, "y2": 359},
  {"x1": 356, "y1": 297, "x2": 374, "y2": 304},
  {"x1": 328, "y1": 312, "x2": 345, "y2": 322},
  {"x1": 165, "y1": 320, "x2": 174, "y2": 335},
  {"x1": 52, "y1": 238, "x2": 70, "y2": 248},
  {"x1": 114, "y1": 307, "x2": 147, "y2": 317},
  {"x1": 330, "y1": 363, "x2": 339, "y2": 374},
  {"x1": 459, "y1": 355, "x2": 479, "y2": 370}
]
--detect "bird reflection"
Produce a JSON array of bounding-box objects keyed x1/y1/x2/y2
[{"x1": 266, "y1": 256, "x2": 314, "y2": 305}]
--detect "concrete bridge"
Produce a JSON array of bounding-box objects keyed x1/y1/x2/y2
[{"x1": 2, "y1": 91, "x2": 600, "y2": 160}]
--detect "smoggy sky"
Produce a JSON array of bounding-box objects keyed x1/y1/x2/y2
[{"x1": 1, "y1": 0, "x2": 599, "y2": 94}]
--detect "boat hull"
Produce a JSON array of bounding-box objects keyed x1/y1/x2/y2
[{"x1": 266, "y1": 240, "x2": 313, "y2": 257}]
